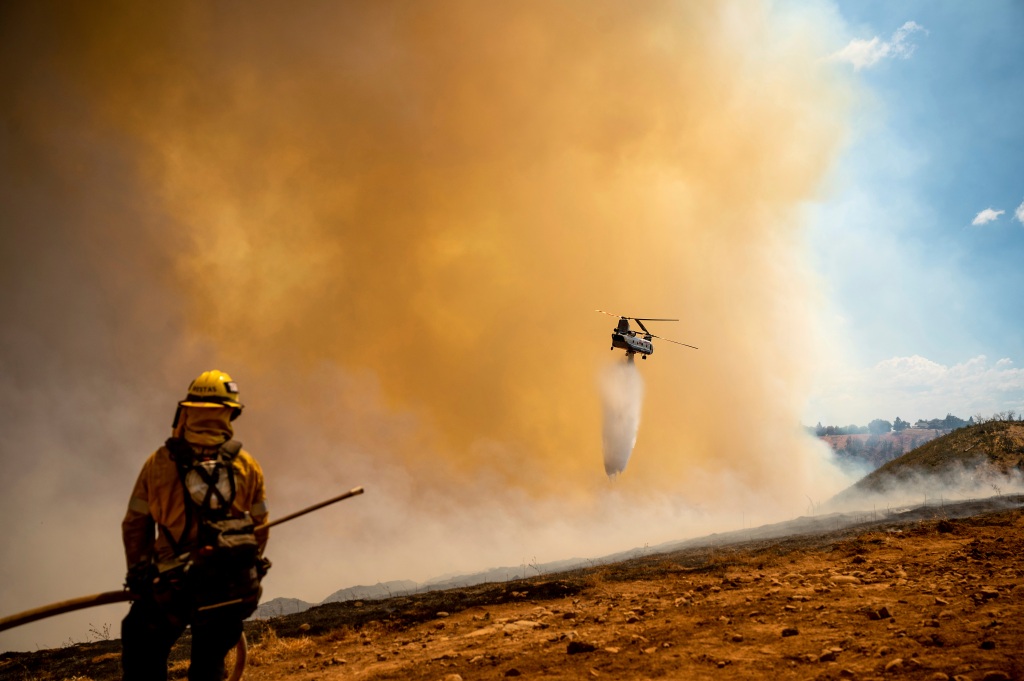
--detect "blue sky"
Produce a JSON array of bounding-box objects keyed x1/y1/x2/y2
[{"x1": 804, "y1": 0, "x2": 1024, "y2": 425}]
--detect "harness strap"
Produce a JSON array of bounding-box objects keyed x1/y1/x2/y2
[
  {"x1": 164, "y1": 438, "x2": 245, "y2": 552},
  {"x1": 191, "y1": 462, "x2": 233, "y2": 509}
]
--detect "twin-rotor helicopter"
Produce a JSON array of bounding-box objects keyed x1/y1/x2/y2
[{"x1": 597, "y1": 309, "x2": 698, "y2": 361}]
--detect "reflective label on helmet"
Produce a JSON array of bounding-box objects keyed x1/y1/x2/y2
[{"x1": 225, "y1": 382, "x2": 238, "y2": 393}]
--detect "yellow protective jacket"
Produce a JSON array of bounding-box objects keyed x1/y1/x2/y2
[{"x1": 122, "y1": 442, "x2": 269, "y2": 568}]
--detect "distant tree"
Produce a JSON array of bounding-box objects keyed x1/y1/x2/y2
[
  {"x1": 893, "y1": 417, "x2": 908, "y2": 432},
  {"x1": 941, "y1": 413, "x2": 967, "y2": 430},
  {"x1": 825, "y1": 425, "x2": 836, "y2": 436},
  {"x1": 815, "y1": 421, "x2": 825, "y2": 437},
  {"x1": 869, "y1": 419, "x2": 892, "y2": 435}
]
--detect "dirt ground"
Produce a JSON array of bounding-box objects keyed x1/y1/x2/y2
[
  {"x1": 3, "y1": 505, "x2": 1022, "y2": 681},
  {"x1": 245, "y1": 508, "x2": 1023, "y2": 681}
]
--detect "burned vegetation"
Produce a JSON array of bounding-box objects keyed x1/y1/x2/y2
[{"x1": 3, "y1": 495, "x2": 1023, "y2": 681}]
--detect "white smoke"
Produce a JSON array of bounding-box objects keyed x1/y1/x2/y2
[{"x1": 600, "y1": 359, "x2": 645, "y2": 477}]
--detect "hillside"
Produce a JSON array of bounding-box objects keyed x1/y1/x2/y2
[
  {"x1": 822, "y1": 429, "x2": 944, "y2": 472},
  {"x1": 844, "y1": 421, "x2": 1024, "y2": 499},
  {"x1": 3, "y1": 498, "x2": 1022, "y2": 681}
]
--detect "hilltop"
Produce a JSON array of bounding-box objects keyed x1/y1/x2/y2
[{"x1": 834, "y1": 421, "x2": 1024, "y2": 504}]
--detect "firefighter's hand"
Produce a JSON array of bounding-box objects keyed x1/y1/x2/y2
[{"x1": 125, "y1": 562, "x2": 158, "y2": 596}]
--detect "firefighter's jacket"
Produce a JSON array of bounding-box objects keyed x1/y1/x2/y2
[{"x1": 122, "y1": 444, "x2": 268, "y2": 568}]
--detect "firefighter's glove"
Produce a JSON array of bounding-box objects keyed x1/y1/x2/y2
[
  {"x1": 125, "y1": 562, "x2": 158, "y2": 597},
  {"x1": 257, "y1": 557, "x2": 272, "y2": 579}
]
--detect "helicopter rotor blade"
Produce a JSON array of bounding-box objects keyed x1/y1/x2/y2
[
  {"x1": 634, "y1": 319, "x2": 650, "y2": 334},
  {"x1": 647, "y1": 333, "x2": 698, "y2": 350},
  {"x1": 595, "y1": 309, "x2": 626, "y2": 319},
  {"x1": 596, "y1": 310, "x2": 679, "y2": 322}
]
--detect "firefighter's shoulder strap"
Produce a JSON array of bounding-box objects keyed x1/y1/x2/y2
[{"x1": 161, "y1": 438, "x2": 245, "y2": 553}]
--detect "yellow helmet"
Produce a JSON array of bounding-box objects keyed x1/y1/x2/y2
[{"x1": 178, "y1": 369, "x2": 244, "y2": 419}]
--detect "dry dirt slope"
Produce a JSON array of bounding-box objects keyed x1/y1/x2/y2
[{"x1": 2, "y1": 499, "x2": 1022, "y2": 681}]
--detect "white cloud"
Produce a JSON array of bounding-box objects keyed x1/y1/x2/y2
[
  {"x1": 972, "y1": 207, "x2": 1005, "y2": 226},
  {"x1": 807, "y1": 354, "x2": 1024, "y2": 425},
  {"x1": 832, "y1": 20, "x2": 927, "y2": 70},
  {"x1": 1015, "y1": 199, "x2": 1024, "y2": 224}
]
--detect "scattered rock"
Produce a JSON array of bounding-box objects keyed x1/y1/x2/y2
[
  {"x1": 504, "y1": 669, "x2": 522, "y2": 677},
  {"x1": 731, "y1": 634, "x2": 744, "y2": 643},
  {"x1": 885, "y1": 658, "x2": 904, "y2": 673},
  {"x1": 504, "y1": 620, "x2": 542, "y2": 634},
  {"x1": 464, "y1": 625, "x2": 498, "y2": 638},
  {"x1": 979, "y1": 640, "x2": 996, "y2": 650},
  {"x1": 443, "y1": 675, "x2": 464, "y2": 681},
  {"x1": 298, "y1": 623, "x2": 311, "y2": 632},
  {"x1": 567, "y1": 641, "x2": 598, "y2": 654},
  {"x1": 832, "y1": 575, "x2": 862, "y2": 585},
  {"x1": 981, "y1": 672, "x2": 1011, "y2": 681},
  {"x1": 437, "y1": 611, "x2": 451, "y2": 617},
  {"x1": 781, "y1": 628, "x2": 799, "y2": 637}
]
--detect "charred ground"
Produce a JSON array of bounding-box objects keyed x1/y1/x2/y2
[{"x1": 3, "y1": 495, "x2": 1022, "y2": 681}]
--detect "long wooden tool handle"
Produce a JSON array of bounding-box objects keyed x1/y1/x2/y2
[
  {"x1": 0, "y1": 486, "x2": 365, "y2": 633},
  {"x1": 0, "y1": 590, "x2": 133, "y2": 633},
  {"x1": 256, "y1": 486, "x2": 364, "y2": 532}
]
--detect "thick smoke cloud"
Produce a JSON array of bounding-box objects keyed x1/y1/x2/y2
[{"x1": 1, "y1": 1, "x2": 852, "y2": 649}]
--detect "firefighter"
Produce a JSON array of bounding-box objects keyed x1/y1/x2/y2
[{"x1": 121, "y1": 370, "x2": 269, "y2": 681}]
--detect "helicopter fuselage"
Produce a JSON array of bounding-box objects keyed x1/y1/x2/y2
[
  {"x1": 599, "y1": 310, "x2": 694, "y2": 360},
  {"x1": 611, "y1": 330, "x2": 653, "y2": 358}
]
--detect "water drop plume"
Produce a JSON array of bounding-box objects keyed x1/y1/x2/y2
[{"x1": 601, "y1": 359, "x2": 645, "y2": 477}]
